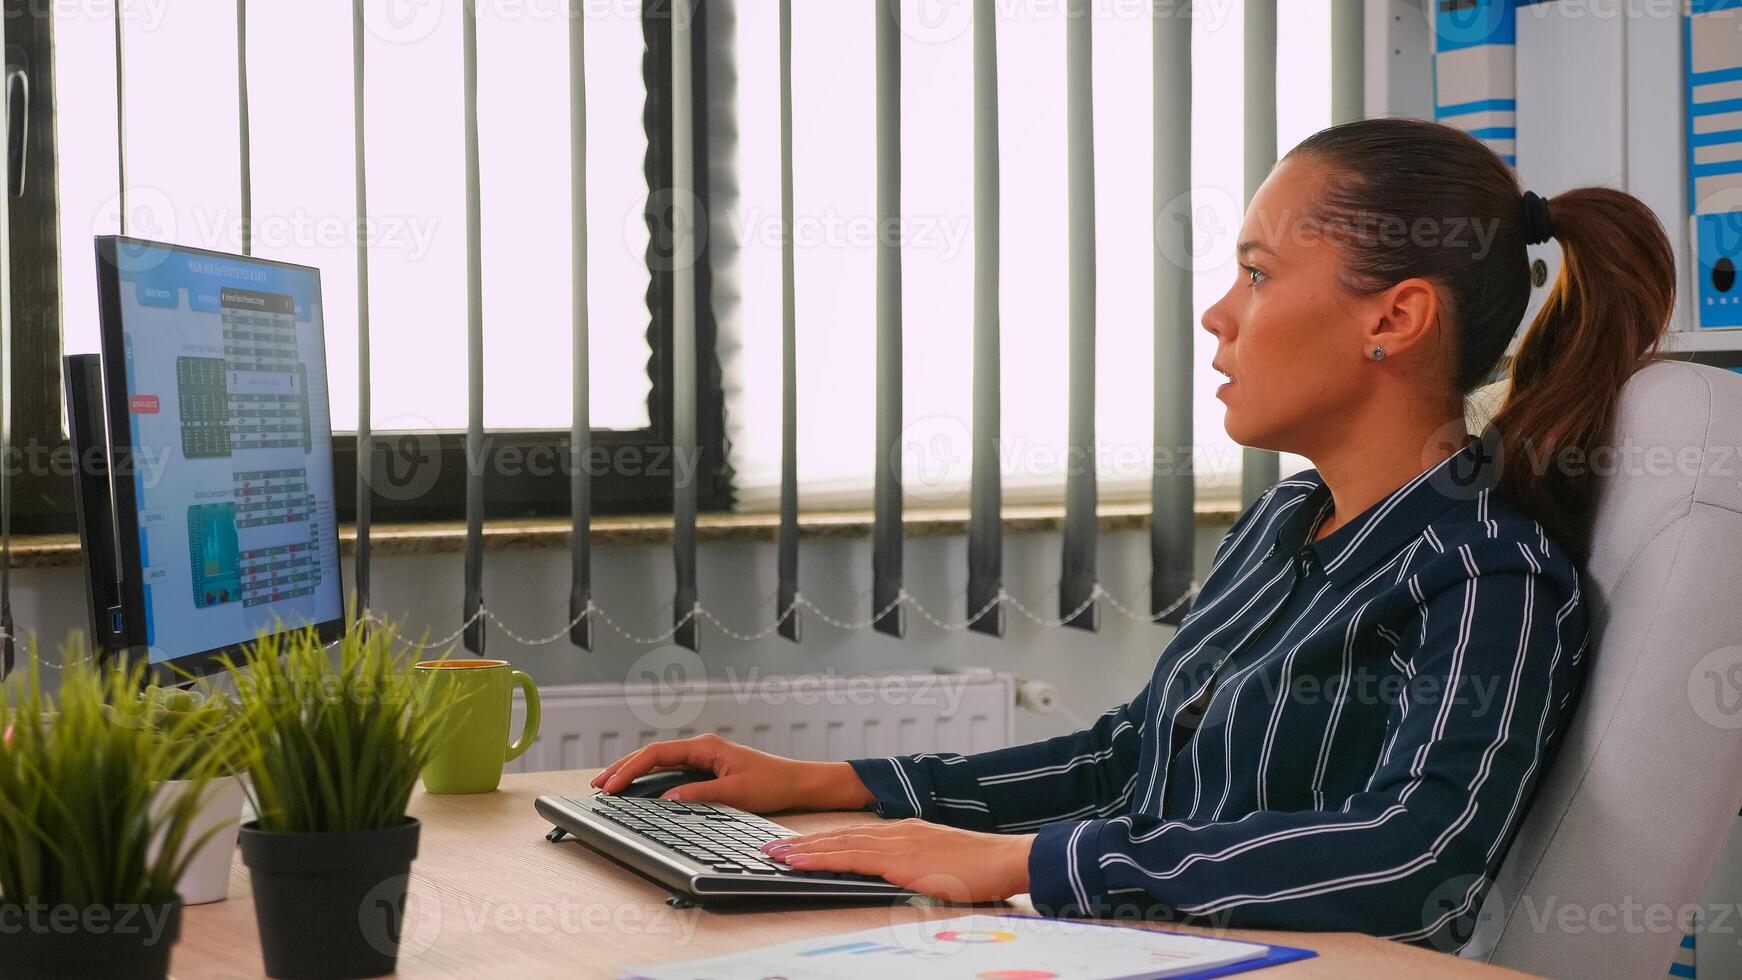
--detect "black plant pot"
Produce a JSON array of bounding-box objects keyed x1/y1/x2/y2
[
  {"x1": 238, "y1": 818, "x2": 421, "y2": 979},
  {"x1": 0, "y1": 898, "x2": 181, "y2": 980}
]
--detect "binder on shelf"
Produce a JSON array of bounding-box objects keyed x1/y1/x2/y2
[
  {"x1": 1433, "y1": 0, "x2": 1522, "y2": 168},
  {"x1": 1687, "y1": 0, "x2": 1742, "y2": 329}
]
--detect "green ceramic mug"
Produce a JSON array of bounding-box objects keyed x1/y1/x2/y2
[{"x1": 415, "y1": 659, "x2": 541, "y2": 794}]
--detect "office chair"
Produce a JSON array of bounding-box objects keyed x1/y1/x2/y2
[{"x1": 1459, "y1": 360, "x2": 1742, "y2": 977}]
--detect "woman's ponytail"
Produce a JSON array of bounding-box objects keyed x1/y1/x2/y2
[{"x1": 1490, "y1": 187, "x2": 1675, "y2": 558}]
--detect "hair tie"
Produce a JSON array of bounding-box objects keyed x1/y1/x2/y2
[{"x1": 1520, "y1": 190, "x2": 1555, "y2": 246}]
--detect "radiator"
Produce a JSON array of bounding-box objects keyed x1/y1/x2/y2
[{"x1": 505, "y1": 668, "x2": 1016, "y2": 774}]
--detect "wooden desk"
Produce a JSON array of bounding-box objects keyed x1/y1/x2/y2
[{"x1": 173, "y1": 770, "x2": 1533, "y2": 979}]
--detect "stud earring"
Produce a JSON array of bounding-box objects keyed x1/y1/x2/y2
[{"x1": 1370, "y1": 346, "x2": 1388, "y2": 362}]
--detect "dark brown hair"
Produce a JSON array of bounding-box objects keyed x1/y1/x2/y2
[{"x1": 1285, "y1": 117, "x2": 1676, "y2": 559}]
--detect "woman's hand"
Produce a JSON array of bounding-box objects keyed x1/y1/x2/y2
[
  {"x1": 590, "y1": 734, "x2": 874, "y2": 814},
  {"x1": 763, "y1": 820, "x2": 1036, "y2": 903}
]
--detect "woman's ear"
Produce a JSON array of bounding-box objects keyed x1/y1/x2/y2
[{"x1": 1366, "y1": 276, "x2": 1441, "y2": 358}]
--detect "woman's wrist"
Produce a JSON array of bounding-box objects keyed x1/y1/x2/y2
[
  {"x1": 999, "y1": 833, "x2": 1037, "y2": 898},
  {"x1": 796, "y1": 761, "x2": 877, "y2": 812}
]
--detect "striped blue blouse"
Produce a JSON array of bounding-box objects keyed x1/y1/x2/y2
[{"x1": 848, "y1": 438, "x2": 1588, "y2": 951}]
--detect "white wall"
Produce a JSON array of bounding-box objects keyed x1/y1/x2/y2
[{"x1": 11, "y1": 525, "x2": 1225, "y2": 746}]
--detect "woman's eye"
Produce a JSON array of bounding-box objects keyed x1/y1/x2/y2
[{"x1": 1243, "y1": 264, "x2": 1266, "y2": 287}]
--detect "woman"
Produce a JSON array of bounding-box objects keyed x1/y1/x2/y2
[{"x1": 592, "y1": 118, "x2": 1677, "y2": 949}]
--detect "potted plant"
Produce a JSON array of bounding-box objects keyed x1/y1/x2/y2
[
  {"x1": 106, "y1": 685, "x2": 250, "y2": 905},
  {"x1": 0, "y1": 646, "x2": 230, "y2": 979},
  {"x1": 220, "y1": 622, "x2": 454, "y2": 980}
]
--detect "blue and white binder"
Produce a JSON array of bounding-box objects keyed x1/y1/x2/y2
[
  {"x1": 1667, "y1": 926, "x2": 1696, "y2": 978},
  {"x1": 1434, "y1": 0, "x2": 1522, "y2": 167},
  {"x1": 1687, "y1": 0, "x2": 1742, "y2": 329}
]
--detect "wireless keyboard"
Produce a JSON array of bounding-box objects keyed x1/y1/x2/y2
[{"x1": 535, "y1": 793, "x2": 918, "y2": 904}]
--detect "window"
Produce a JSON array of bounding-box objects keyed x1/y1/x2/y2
[
  {"x1": 32, "y1": 1, "x2": 1334, "y2": 532},
  {"x1": 43, "y1": 1, "x2": 730, "y2": 528},
  {"x1": 725, "y1": 0, "x2": 1326, "y2": 511}
]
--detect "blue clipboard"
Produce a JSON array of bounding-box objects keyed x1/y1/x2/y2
[
  {"x1": 1169, "y1": 937, "x2": 1315, "y2": 979},
  {"x1": 628, "y1": 914, "x2": 1320, "y2": 979}
]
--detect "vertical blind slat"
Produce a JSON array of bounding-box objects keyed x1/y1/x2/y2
[
  {"x1": 776, "y1": 0, "x2": 800, "y2": 643},
  {"x1": 1239, "y1": 0, "x2": 1279, "y2": 505},
  {"x1": 462, "y1": 0, "x2": 486, "y2": 654},
  {"x1": 114, "y1": 6, "x2": 127, "y2": 234},
  {"x1": 966, "y1": 0, "x2": 1003, "y2": 637},
  {"x1": 352, "y1": 0, "x2": 372, "y2": 618},
  {"x1": 0, "y1": 58, "x2": 11, "y2": 678},
  {"x1": 1059, "y1": 0, "x2": 1098, "y2": 631},
  {"x1": 237, "y1": 0, "x2": 251, "y2": 256},
  {"x1": 871, "y1": 0, "x2": 904, "y2": 638},
  {"x1": 671, "y1": 1, "x2": 700, "y2": 651},
  {"x1": 1151, "y1": 0, "x2": 1193, "y2": 625},
  {"x1": 569, "y1": 1, "x2": 593, "y2": 649},
  {"x1": 1331, "y1": 0, "x2": 1364, "y2": 125}
]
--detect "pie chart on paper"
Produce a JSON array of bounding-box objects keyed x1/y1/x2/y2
[{"x1": 935, "y1": 929, "x2": 1018, "y2": 943}]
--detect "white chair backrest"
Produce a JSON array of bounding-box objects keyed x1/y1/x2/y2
[{"x1": 1466, "y1": 360, "x2": 1742, "y2": 977}]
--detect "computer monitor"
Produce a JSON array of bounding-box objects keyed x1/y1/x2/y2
[{"x1": 70, "y1": 237, "x2": 344, "y2": 681}]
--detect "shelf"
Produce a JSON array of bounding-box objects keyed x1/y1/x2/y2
[
  {"x1": 10, "y1": 500, "x2": 1244, "y2": 570},
  {"x1": 1662, "y1": 329, "x2": 1742, "y2": 354}
]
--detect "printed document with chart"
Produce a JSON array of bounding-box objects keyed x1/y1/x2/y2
[{"x1": 627, "y1": 914, "x2": 1282, "y2": 980}]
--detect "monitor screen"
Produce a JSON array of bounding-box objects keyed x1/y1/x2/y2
[{"x1": 98, "y1": 238, "x2": 343, "y2": 668}]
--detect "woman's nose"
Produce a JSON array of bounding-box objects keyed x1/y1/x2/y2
[{"x1": 1201, "y1": 296, "x2": 1231, "y2": 340}]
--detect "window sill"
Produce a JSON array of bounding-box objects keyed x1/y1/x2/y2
[{"x1": 15, "y1": 500, "x2": 1241, "y2": 570}]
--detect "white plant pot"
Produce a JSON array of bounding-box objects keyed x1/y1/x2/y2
[{"x1": 150, "y1": 774, "x2": 247, "y2": 905}]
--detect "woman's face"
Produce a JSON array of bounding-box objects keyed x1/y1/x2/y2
[{"x1": 1200, "y1": 158, "x2": 1385, "y2": 458}]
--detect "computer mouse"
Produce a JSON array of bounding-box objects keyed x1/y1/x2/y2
[{"x1": 611, "y1": 768, "x2": 715, "y2": 799}]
